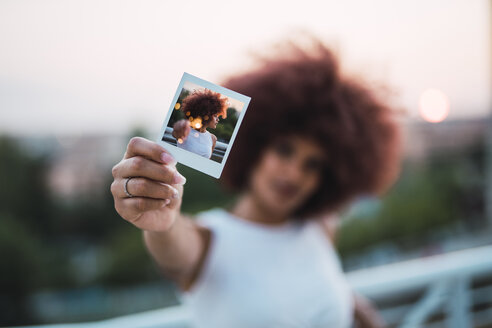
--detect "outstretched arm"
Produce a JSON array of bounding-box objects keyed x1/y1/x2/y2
[
  {"x1": 172, "y1": 119, "x2": 191, "y2": 141},
  {"x1": 111, "y1": 137, "x2": 208, "y2": 291}
]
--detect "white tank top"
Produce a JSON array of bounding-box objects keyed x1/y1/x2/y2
[
  {"x1": 176, "y1": 129, "x2": 213, "y2": 158},
  {"x1": 176, "y1": 207, "x2": 354, "y2": 328}
]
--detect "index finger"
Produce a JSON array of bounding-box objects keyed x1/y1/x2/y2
[{"x1": 124, "y1": 137, "x2": 176, "y2": 165}]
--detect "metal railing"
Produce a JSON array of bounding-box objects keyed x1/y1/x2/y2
[
  {"x1": 13, "y1": 244, "x2": 492, "y2": 328},
  {"x1": 348, "y1": 244, "x2": 492, "y2": 327}
]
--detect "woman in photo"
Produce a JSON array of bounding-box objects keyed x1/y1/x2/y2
[
  {"x1": 172, "y1": 89, "x2": 227, "y2": 159},
  {"x1": 111, "y1": 35, "x2": 402, "y2": 328}
]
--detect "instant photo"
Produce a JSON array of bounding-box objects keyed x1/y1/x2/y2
[{"x1": 157, "y1": 72, "x2": 251, "y2": 178}]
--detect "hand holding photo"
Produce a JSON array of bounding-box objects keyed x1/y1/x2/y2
[{"x1": 157, "y1": 72, "x2": 251, "y2": 178}]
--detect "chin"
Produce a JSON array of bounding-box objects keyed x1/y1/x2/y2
[{"x1": 264, "y1": 195, "x2": 298, "y2": 216}]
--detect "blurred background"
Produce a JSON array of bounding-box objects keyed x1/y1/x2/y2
[{"x1": 0, "y1": 0, "x2": 490, "y2": 327}]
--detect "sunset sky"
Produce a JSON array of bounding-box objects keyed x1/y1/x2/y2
[{"x1": 0, "y1": 0, "x2": 489, "y2": 137}]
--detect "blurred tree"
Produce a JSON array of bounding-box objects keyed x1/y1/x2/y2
[
  {"x1": 168, "y1": 89, "x2": 189, "y2": 127},
  {"x1": 0, "y1": 215, "x2": 43, "y2": 325},
  {"x1": 0, "y1": 135, "x2": 55, "y2": 238},
  {"x1": 337, "y1": 139, "x2": 485, "y2": 257},
  {"x1": 213, "y1": 107, "x2": 239, "y2": 143},
  {"x1": 0, "y1": 136, "x2": 76, "y2": 325},
  {"x1": 98, "y1": 225, "x2": 158, "y2": 286}
]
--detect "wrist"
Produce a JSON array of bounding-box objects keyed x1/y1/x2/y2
[{"x1": 143, "y1": 211, "x2": 181, "y2": 235}]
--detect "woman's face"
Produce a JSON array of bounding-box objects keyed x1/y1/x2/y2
[
  {"x1": 248, "y1": 134, "x2": 327, "y2": 218},
  {"x1": 206, "y1": 114, "x2": 219, "y2": 129}
]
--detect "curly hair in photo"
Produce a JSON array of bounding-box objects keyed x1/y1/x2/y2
[
  {"x1": 181, "y1": 88, "x2": 228, "y2": 126},
  {"x1": 219, "y1": 36, "x2": 403, "y2": 220}
]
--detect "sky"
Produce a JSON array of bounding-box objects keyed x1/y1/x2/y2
[{"x1": 0, "y1": 0, "x2": 490, "y2": 137}]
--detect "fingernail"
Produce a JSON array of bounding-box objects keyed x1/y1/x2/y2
[
  {"x1": 173, "y1": 172, "x2": 186, "y2": 185},
  {"x1": 162, "y1": 199, "x2": 171, "y2": 207},
  {"x1": 161, "y1": 152, "x2": 176, "y2": 164}
]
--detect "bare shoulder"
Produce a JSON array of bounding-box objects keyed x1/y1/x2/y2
[
  {"x1": 210, "y1": 133, "x2": 217, "y2": 151},
  {"x1": 176, "y1": 223, "x2": 213, "y2": 292},
  {"x1": 316, "y1": 213, "x2": 340, "y2": 243}
]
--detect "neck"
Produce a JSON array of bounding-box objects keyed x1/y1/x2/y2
[{"x1": 229, "y1": 192, "x2": 290, "y2": 226}]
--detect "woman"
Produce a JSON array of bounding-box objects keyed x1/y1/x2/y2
[
  {"x1": 172, "y1": 88, "x2": 227, "y2": 159},
  {"x1": 110, "y1": 36, "x2": 402, "y2": 327}
]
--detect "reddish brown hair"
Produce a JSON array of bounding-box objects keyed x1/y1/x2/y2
[
  {"x1": 181, "y1": 88, "x2": 228, "y2": 125},
  {"x1": 219, "y1": 36, "x2": 403, "y2": 219}
]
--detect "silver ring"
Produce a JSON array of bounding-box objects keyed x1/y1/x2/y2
[{"x1": 124, "y1": 177, "x2": 134, "y2": 198}]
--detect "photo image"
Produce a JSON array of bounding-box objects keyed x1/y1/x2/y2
[{"x1": 158, "y1": 72, "x2": 251, "y2": 178}]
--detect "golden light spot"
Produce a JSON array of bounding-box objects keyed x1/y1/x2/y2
[
  {"x1": 174, "y1": 103, "x2": 181, "y2": 110},
  {"x1": 177, "y1": 138, "x2": 183, "y2": 144},
  {"x1": 204, "y1": 115, "x2": 209, "y2": 120},
  {"x1": 419, "y1": 88, "x2": 449, "y2": 123},
  {"x1": 189, "y1": 116, "x2": 193, "y2": 121},
  {"x1": 186, "y1": 111, "x2": 191, "y2": 116},
  {"x1": 189, "y1": 116, "x2": 202, "y2": 129}
]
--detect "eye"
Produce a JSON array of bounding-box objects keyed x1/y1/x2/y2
[
  {"x1": 273, "y1": 140, "x2": 294, "y2": 158},
  {"x1": 304, "y1": 157, "x2": 324, "y2": 173}
]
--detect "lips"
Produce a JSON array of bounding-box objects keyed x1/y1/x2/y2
[{"x1": 271, "y1": 180, "x2": 299, "y2": 199}]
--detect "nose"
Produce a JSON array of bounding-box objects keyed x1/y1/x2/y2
[{"x1": 283, "y1": 158, "x2": 305, "y2": 183}]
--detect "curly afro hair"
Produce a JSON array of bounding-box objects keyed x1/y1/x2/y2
[
  {"x1": 218, "y1": 35, "x2": 403, "y2": 220},
  {"x1": 181, "y1": 88, "x2": 228, "y2": 127}
]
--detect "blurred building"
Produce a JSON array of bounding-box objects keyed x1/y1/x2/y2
[
  {"x1": 402, "y1": 117, "x2": 488, "y2": 163},
  {"x1": 15, "y1": 117, "x2": 489, "y2": 200},
  {"x1": 18, "y1": 134, "x2": 128, "y2": 199}
]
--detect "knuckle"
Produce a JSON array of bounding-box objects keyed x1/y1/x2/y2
[
  {"x1": 127, "y1": 136, "x2": 142, "y2": 152},
  {"x1": 130, "y1": 156, "x2": 145, "y2": 172},
  {"x1": 152, "y1": 143, "x2": 163, "y2": 157},
  {"x1": 111, "y1": 164, "x2": 119, "y2": 178},
  {"x1": 110, "y1": 180, "x2": 118, "y2": 195}
]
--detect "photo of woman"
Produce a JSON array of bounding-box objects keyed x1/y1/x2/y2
[{"x1": 171, "y1": 89, "x2": 228, "y2": 159}]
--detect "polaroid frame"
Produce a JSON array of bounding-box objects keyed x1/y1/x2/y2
[{"x1": 156, "y1": 72, "x2": 251, "y2": 179}]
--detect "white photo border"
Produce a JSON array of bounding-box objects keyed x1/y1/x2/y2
[{"x1": 156, "y1": 72, "x2": 251, "y2": 178}]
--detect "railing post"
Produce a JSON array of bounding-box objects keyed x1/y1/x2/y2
[
  {"x1": 445, "y1": 275, "x2": 472, "y2": 328},
  {"x1": 400, "y1": 280, "x2": 449, "y2": 328}
]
